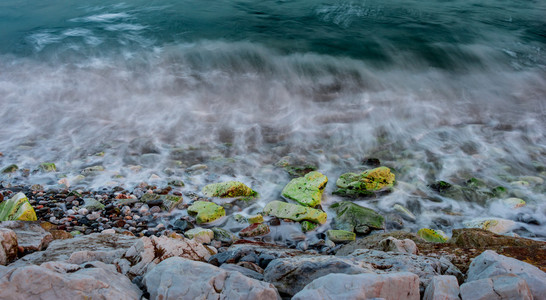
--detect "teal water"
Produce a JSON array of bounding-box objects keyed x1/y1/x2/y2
[{"x1": 0, "y1": 0, "x2": 545, "y2": 238}]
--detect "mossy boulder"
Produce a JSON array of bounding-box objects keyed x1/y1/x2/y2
[
  {"x1": 0, "y1": 192, "x2": 37, "y2": 221},
  {"x1": 281, "y1": 171, "x2": 328, "y2": 207},
  {"x1": 39, "y1": 163, "x2": 56, "y2": 172},
  {"x1": 330, "y1": 201, "x2": 384, "y2": 234},
  {"x1": 187, "y1": 201, "x2": 226, "y2": 224},
  {"x1": 263, "y1": 200, "x2": 327, "y2": 224},
  {"x1": 334, "y1": 167, "x2": 395, "y2": 197},
  {"x1": 327, "y1": 230, "x2": 356, "y2": 243},
  {"x1": 202, "y1": 181, "x2": 257, "y2": 198},
  {"x1": 417, "y1": 228, "x2": 449, "y2": 243},
  {"x1": 1, "y1": 164, "x2": 18, "y2": 173}
]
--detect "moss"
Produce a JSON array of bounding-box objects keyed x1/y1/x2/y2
[
  {"x1": 335, "y1": 167, "x2": 395, "y2": 198},
  {"x1": 301, "y1": 220, "x2": 318, "y2": 232},
  {"x1": 2, "y1": 164, "x2": 18, "y2": 173},
  {"x1": 187, "y1": 201, "x2": 226, "y2": 224},
  {"x1": 0, "y1": 192, "x2": 37, "y2": 221},
  {"x1": 327, "y1": 230, "x2": 356, "y2": 243},
  {"x1": 263, "y1": 200, "x2": 327, "y2": 224},
  {"x1": 202, "y1": 181, "x2": 258, "y2": 198},
  {"x1": 417, "y1": 228, "x2": 448, "y2": 243},
  {"x1": 281, "y1": 171, "x2": 328, "y2": 207}
]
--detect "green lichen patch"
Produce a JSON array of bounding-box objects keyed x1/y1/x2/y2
[
  {"x1": 39, "y1": 163, "x2": 57, "y2": 172},
  {"x1": 2, "y1": 164, "x2": 18, "y2": 173},
  {"x1": 187, "y1": 201, "x2": 226, "y2": 224},
  {"x1": 301, "y1": 220, "x2": 318, "y2": 232},
  {"x1": 417, "y1": 228, "x2": 449, "y2": 243},
  {"x1": 281, "y1": 171, "x2": 328, "y2": 207},
  {"x1": 247, "y1": 214, "x2": 264, "y2": 224},
  {"x1": 202, "y1": 181, "x2": 258, "y2": 198},
  {"x1": 334, "y1": 167, "x2": 395, "y2": 197},
  {"x1": 330, "y1": 201, "x2": 384, "y2": 234},
  {"x1": 0, "y1": 192, "x2": 37, "y2": 221},
  {"x1": 327, "y1": 230, "x2": 356, "y2": 243},
  {"x1": 263, "y1": 200, "x2": 327, "y2": 224}
]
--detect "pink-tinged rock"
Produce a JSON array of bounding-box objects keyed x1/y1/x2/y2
[
  {"x1": 239, "y1": 223, "x2": 270, "y2": 237},
  {"x1": 460, "y1": 274, "x2": 532, "y2": 300},
  {"x1": 424, "y1": 275, "x2": 460, "y2": 300},
  {"x1": 0, "y1": 221, "x2": 52, "y2": 253},
  {"x1": 0, "y1": 228, "x2": 18, "y2": 265},
  {"x1": 292, "y1": 272, "x2": 420, "y2": 300}
]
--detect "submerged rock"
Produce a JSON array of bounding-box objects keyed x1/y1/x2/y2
[
  {"x1": 281, "y1": 171, "x2": 327, "y2": 207},
  {"x1": 334, "y1": 166, "x2": 395, "y2": 197},
  {"x1": 1, "y1": 164, "x2": 18, "y2": 173},
  {"x1": 463, "y1": 218, "x2": 516, "y2": 234},
  {"x1": 417, "y1": 228, "x2": 449, "y2": 243},
  {"x1": 202, "y1": 181, "x2": 257, "y2": 198},
  {"x1": 292, "y1": 272, "x2": 420, "y2": 300},
  {"x1": 187, "y1": 201, "x2": 226, "y2": 224},
  {"x1": 0, "y1": 193, "x2": 37, "y2": 221},
  {"x1": 39, "y1": 163, "x2": 56, "y2": 172},
  {"x1": 326, "y1": 230, "x2": 356, "y2": 243},
  {"x1": 330, "y1": 201, "x2": 385, "y2": 234},
  {"x1": 262, "y1": 201, "x2": 327, "y2": 224}
]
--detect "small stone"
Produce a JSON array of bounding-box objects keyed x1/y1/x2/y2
[
  {"x1": 101, "y1": 229, "x2": 116, "y2": 234},
  {"x1": 301, "y1": 221, "x2": 318, "y2": 232},
  {"x1": 502, "y1": 198, "x2": 526, "y2": 208},
  {"x1": 184, "y1": 228, "x2": 214, "y2": 244},
  {"x1": 326, "y1": 230, "x2": 356, "y2": 243},
  {"x1": 39, "y1": 163, "x2": 56, "y2": 172},
  {"x1": 211, "y1": 227, "x2": 238, "y2": 244},
  {"x1": 378, "y1": 237, "x2": 418, "y2": 254},
  {"x1": 239, "y1": 223, "x2": 270, "y2": 237},
  {"x1": 393, "y1": 204, "x2": 416, "y2": 221},
  {"x1": 247, "y1": 214, "x2": 263, "y2": 224},
  {"x1": 417, "y1": 228, "x2": 449, "y2": 243},
  {"x1": 149, "y1": 206, "x2": 161, "y2": 214},
  {"x1": 83, "y1": 198, "x2": 105, "y2": 211},
  {"x1": 202, "y1": 181, "x2": 257, "y2": 198},
  {"x1": 187, "y1": 201, "x2": 226, "y2": 224}
]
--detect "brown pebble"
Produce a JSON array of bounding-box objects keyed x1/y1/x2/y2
[{"x1": 125, "y1": 216, "x2": 132, "y2": 220}]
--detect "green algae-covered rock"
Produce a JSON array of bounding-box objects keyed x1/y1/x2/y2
[
  {"x1": 330, "y1": 201, "x2": 384, "y2": 234},
  {"x1": 301, "y1": 220, "x2": 318, "y2": 232},
  {"x1": 334, "y1": 167, "x2": 395, "y2": 197},
  {"x1": 0, "y1": 192, "x2": 37, "y2": 221},
  {"x1": 140, "y1": 193, "x2": 161, "y2": 203},
  {"x1": 281, "y1": 171, "x2": 328, "y2": 207},
  {"x1": 2, "y1": 164, "x2": 18, "y2": 173},
  {"x1": 83, "y1": 198, "x2": 105, "y2": 211},
  {"x1": 463, "y1": 218, "x2": 516, "y2": 234},
  {"x1": 239, "y1": 223, "x2": 270, "y2": 237},
  {"x1": 39, "y1": 163, "x2": 57, "y2": 172},
  {"x1": 393, "y1": 204, "x2": 416, "y2": 221},
  {"x1": 160, "y1": 194, "x2": 183, "y2": 211},
  {"x1": 202, "y1": 181, "x2": 258, "y2": 198},
  {"x1": 212, "y1": 227, "x2": 239, "y2": 244},
  {"x1": 185, "y1": 227, "x2": 214, "y2": 243},
  {"x1": 417, "y1": 228, "x2": 449, "y2": 243},
  {"x1": 187, "y1": 201, "x2": 226, "y2": 224},
  {"x1": 327, "y1": 230, "x2": 356, "y2": 243},
  {"x1": 263, "y1": 200, "x2": 327, "y2": 224},
  {"x1": 247, "y1": 214, "x2": 264, "y2": 224}
]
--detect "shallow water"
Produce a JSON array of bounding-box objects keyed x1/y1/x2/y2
[{"x1": 0, "y1": 0, "x2": 545, "y2": 239}]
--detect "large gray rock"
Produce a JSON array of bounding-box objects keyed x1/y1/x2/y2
[
  {"x1": 0, "y1": 228, "x2": 18, "y2": 265},
  {"x1": 263, "y1": 255, "x2": 374, "y2": 296},
  {"x1": 220, "y1": 264, "x2": 264, "y2": 281},
  {"x1": 0, "y1": 221, "x2": 53, "y2": 252},
  {"x1": 0, "y1": 260, "x2": 142, "y2": 300},
  {"x1": 348, "y1": 249, "x2": 463, "y2": 292},
  {"x1": 122, "y1": 235, "x2": 212, "y2": 278},
  {"x1": 143, "y1": 257, "x2": 280, "y2": 300},
  {"x1": 466, "y1": 250, "x2": 546, "y2": 300},
  {"x1": 423, "y1": 275, "x2": 460, "y2": 300},
  {"x1": 8, "y1": 232, "x2": 138, "y2": 267},
  {"x1": 292, "y1": 272, "x2": 420, "y2": 300},
  {"x1": 460, "y1": 274, "x2": 532, "y2": 300}
]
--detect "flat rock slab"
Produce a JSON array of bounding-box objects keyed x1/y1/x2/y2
[
  {"x1": 460, "y1": 274, "x2": 532, "y2": 300},
  {"x1": 143, "y1": 257, "x2": 280, "y2": 300},
  {"x1": 0, "y1": 221, "x2": 52, "y2": 253},
  {"x1": 292, "y1": 272, "x2": 420, "y2": 300}
]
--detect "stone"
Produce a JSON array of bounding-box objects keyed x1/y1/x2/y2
[
  {"x1": 348, "y1": 249, "x2": 463, "y2": 292},
  {"x1": 187, "y1": 201, "x2": 226, "y2": 224},
  {"x1": 0, "y1": 221, "x2": 52, "y2": 253},
  {"x1": 212, "y1": 227, "x2": 239, "y2": 244},
  {"x1": 326, "y1": 230, "x2": 356, "y2": 243},
  {"x1": 160, "y1": 194, "x2": 183, "y2": 211},
  {"x1": 281, "y1": 171, "x2": 328, "y2": 207},
  {"x1": 334, "y1": 166, "x2": 395, "y2": 197},
  {"x1": 240, "y1": 223, "x2": 270, "y2": 237},
  {"x1": 83, "y1": 198, "x2": 105, "y2": 211},
  {"x1": 0, "y1": 193, "x2": 37, "y2": 221},
  {"x1": 81, "y1": 165, "x2": 105, "y2": 175},
  {"x1": 301, "y1": 221, "x2": 318, "y2": 232},
  {"x1": 143, "y1": 257, "x2": 280, "y2": 299},
  {"x1": 1, "y1": 164, "x2": 18, "y2": 173},
  {"x1": 208, "y1": 244, "x2": 304, "y2": 268},
  {"x1": 202, "y1": 181, "x2": 257, "y2": 198},
  {"x1": 502, "y1": 198, "x2": 526, "y2": 208},
  {"x1": 220, "y1": 263, "x2": 264, "y2": 281},
  {"x1": 8, "y1": 233, "x2": 138, "y2": 268},
  {"x1": 463, "y1": 218, "x2": 516, "y2": 234},
  {"x1": 275, "y1": 156, "x2": 318, "y2": 177},
  {"x1": 247, "y1": 214, "x2": 263, "y2": 224},
  {"x1": 337, "y1": 231, "x2": 424, "y2": 256},
  {"x1": 460, "y1": 274, "x2": 532, "y2": 300},
  {"x1": 184, "y1": 227, "x2": 214, "y2": 244},
  {"x1": 292, "y1": 272, "x2": 420, "y2": 300},
  {"x1": 393, "y1": 203, "x2": 417, "y2": 221},
  {"x1": 39, "y1": 163, "x2": 56, "y2": 172},
  {"x1": 378, "y1": 237, "x2": 418, "y2": 254},
  {"x1": 123, "y1": 235, "x2": 211, "y2": 277},
  {"x1": 418, "y1": 228, "x2": 449, "y2": 243},
  {"x1": 0, "y1": 229, "x2": 18, "y2": 265},
  {"x1": 0, "y1": 261, "x2": 142, "y2": 299},
  {"x1": 262, "y1": 201, "x2": 327, "y2": 224},
  {"x1": 423, "y1": 275, "x2": 460, "y2": 300},
  {"x1": 466, "y1": 250, "x2": 546, "y2": 299},
  {"x1": 263, "y1": 255, "x2": 373, "y2": 296},
  {"x1": 330, "y1": 201, "x2": 385, "y2": 234}
]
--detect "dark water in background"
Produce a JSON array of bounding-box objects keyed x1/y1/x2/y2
[{"x1": 0, "y1": 0, "x2": 545, "y2": 238}]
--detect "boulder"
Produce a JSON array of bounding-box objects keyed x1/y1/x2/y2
[
  {"x1": 262, "y1": 200, "x2": 327, "y2": 224},
  {"x1": 202, "y1": 181, "x2": 257, "y2": 198},
  {"x1": 463, "y1": 218, "x2": 516, "y2": 234},
  {"x1": 330, "y1": 201, "x2": 385, "y2": 234},
  {"x1": 184, "y1": 228, "x2": 214, "y2": 244},
  {"x1": 0, "y1": 228, "x2": 18, "y2": 265},
  {"x1": 334, "y1": 167, "x2": 395, "y2": 197},
  {"x1": 143, "y1": 257, "x2": 280, "y2": 300},
  {"x1": 292, "y1": 272, "x2": 420, "y2": 300},
  {"x1": 281, "y1": 171, "x2": 327, "y2": 207},
  {"x1": 0, "y1": 261, "x2": 141, "y2": 300},
  {"x1": 466, "y1": 250, "x2": 546, "y2": 299},
  {"x1": 0, "y1": 221, "x2": 52, "y2": 252},
  {"x1": 187, "y1": 201, "x2": 226, "y2": 224},
  {"x1": 123, "y1": 235, "x2": 211, "y2": 278},
  {"x1": 326, "y1": 230, "x2": 355, "y2": 243},
  {"x1": 0, "y1": 193, "x2": 37, "y2": 221},
  {"x1": 423, "y1": 275, "x2": 460, "y2": 300},
  {"x1": 418, "y1": 228, "x2": 449, "y2": 243},
  {"x1": 348, "y1": 249, "x2": 463, "y2": 292},
  {"x1": 263, "y1": 255, "x2": 373, "y2": 296},
  {"x1": 460, "y1": 274, "x2": 532, "y2": 300}
]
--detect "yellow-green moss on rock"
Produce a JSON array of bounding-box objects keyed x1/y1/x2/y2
[
  {"x1": 417, "y1": 228, "x2": 449, "y2": 243},
  {"x1": 39, "y1": 163, "x2": 57, "y2": 172},
  {"x1": 334, "y1": 167, "x2": 395, "y2": 197},
  {"x1": 188, "y1": 201, "x2": 226, "y2": 224},
  {"x1": 0, "y1": 192, "x2": 37, "y2": 221},
  {"x1": 263, "y1": 200, "x2": 327, "y2": 224},
  {"x1": 202, "y1": 181, "x2": 257, "y2": 198},
  {"x1": 281, "y1": 171, "x2": 328, "y2": 207}
]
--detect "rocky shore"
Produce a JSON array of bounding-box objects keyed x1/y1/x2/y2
[{"x1": 1, "y1": 165, "x2": 545, "y2": 299}]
